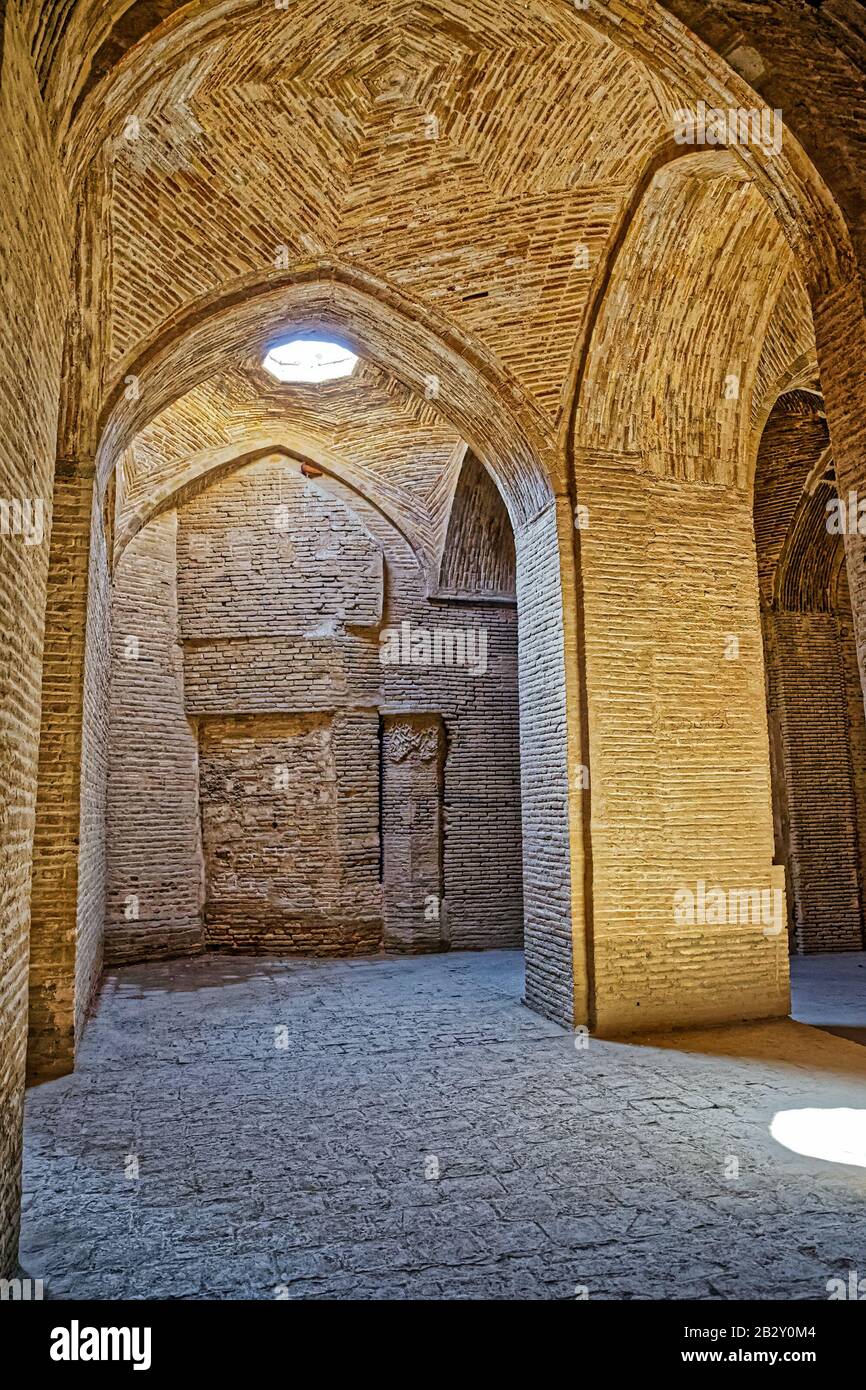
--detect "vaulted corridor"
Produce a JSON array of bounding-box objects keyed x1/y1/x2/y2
[{"x1": 5, "y1": 0, "x2": 866, "y2": 1319}]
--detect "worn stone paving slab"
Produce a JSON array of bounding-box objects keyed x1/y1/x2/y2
[{"x1": 19, "y1": 949, "x2": 866, "y2": 1300}]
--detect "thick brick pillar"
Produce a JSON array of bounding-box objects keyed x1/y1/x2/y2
[
  {"x1": 576, "y1": 457, "x2": 789, "y2": 1033},
  {"x1": 27, "y1": 460, "x2": 103, "y2": 1081},
  {"x1": 25, "y1": 143, "x2": 112, "y2": 1085}
]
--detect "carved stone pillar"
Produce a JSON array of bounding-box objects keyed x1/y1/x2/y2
[{"x1": 381, "y1": 715, "x2": 446, "y2": 952}]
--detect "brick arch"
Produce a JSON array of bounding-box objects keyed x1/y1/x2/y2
[
  {"x1": 33, "y1": 0, "x2": 866, "y2": 1048},
  {"x1": 61, "y1": 0, "x2": 866, "y2": 713},
  {"x1": 8, "y1": 0, "x2": 866, "y2": 1291},
  {"x1": 437, "y1": 450, "x2": 516, "y2": 600},
  {"x1": 746, "y1": 266, "x2": 820, "y2": 462},
  {"x1": 753, "y1": 392, "x2": 834, "y2": 612},
  {"x1": 564, "y1": 146, "x2": 802, "y2": 1034},
  {"x1": 750, "y1": 362, "x2": 822, "y2": 459},
  {"x1": 775, "y1": 487, "x2": 847, "y2": 617},
  {"x1": 43, "y1": 3, "x2": 866, "y2": 647},
  {"x1": 94, "y1": 259, "x2": 558, "y2": 531},
  {"x1": 753, "y1": 391, "x2": 849, "y2": 620},
  {"x1": 55, "y1": 0, "x2": 866, "y2": 774},
  {"x1": 575, "y1": 148, "x2": 798, "y2": 488},
  {"x1": 115, "y1": 432, "x2": 438, "y2": 583},
  {"x1": 90, "y1": 261, "x2": 589, "y2": 1033}
]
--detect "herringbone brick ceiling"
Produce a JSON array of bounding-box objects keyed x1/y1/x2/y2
[{"x1": 55, "y1": 0, "x2": 816, "y2": 511}]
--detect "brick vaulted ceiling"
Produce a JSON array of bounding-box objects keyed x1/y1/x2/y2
[
  {"x1": 33, "y1": 0, "x2": 824, "y2": 513},
  {"x1": 104, "y1": 7, "x2": 666, "y2": 410}
]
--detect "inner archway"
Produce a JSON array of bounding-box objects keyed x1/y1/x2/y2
[
  {"x1": 105, "y1": 415, "x2": 526, "y2": 964},
  {"x1": 86, "y1": 303, "x2": 585, "y2": 1030},
  {"x1": 755, "y1": 390, "x2": 866, "y2": 953}
]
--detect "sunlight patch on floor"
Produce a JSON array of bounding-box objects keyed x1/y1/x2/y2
[{"x1": 770, "y1": 1107, "x2": 866, "y2": 1168}]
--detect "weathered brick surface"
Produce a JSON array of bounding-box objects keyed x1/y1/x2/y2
[
  {"x1": 176, "y1": 469, "x2": 384, "y2": 640},
  {"x1": 107, "y1": 458, "x2": 523, "y2": 962},
  {"x1": 200, "y1": 711, "x2": 381, "y2": 955},
  {"x1": 382, "y1": 715, "x2": 445, "y2": 952},
  {"x1": 0, "y1": 4, "x2": 71, "y2": 1275}
]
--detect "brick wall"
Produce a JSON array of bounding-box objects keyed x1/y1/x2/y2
[
  {"x1": 106, "y1": 511, "x2": 203, "y2": 963},
  {"x1": 0, "y1": 4, "x2": 71, "y2": 1274},
  {"x1": 74, "y1": 488, "x2": 110, "y2": 1040},
  {"x1": 106, "y1": 457, "x2": 523, "y2": 961},
  {"x1": 514, "y1": 501, "x2": 580, "y2": 1027},
  {"x1": 764, "y1": 611, "x2": 864, "y2": 951},
  {"x1": 176, "y1": 468, "x2": 383, "y2": 639}
]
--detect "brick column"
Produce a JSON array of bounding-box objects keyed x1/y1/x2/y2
[{"x1": 576, "y1": 456, "x2": 789, "y2": 1033}]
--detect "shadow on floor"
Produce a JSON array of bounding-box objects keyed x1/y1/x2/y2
[
  {"x1": 616, "y1": 951, "x2": 866, "y2": 1077},
  {"x1": 620, "y1": 1017, "x2": 866, "y2": 1081}
]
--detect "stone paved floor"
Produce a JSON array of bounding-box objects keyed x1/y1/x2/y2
[
  {"x1": 20, "y1": 949, "x2": 866, "y2": 1300},
  {"x1": 790, "y1": 950, "x2": 866, "y2": 1043}
]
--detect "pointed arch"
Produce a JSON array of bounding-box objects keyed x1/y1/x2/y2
[{"x1": 94, "y1": 259, "x2": 558, "y2": 530}]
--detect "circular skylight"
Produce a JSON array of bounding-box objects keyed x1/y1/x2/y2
[{"x1": 262, "y1": 339, "x2": 358, "y2": 383}]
